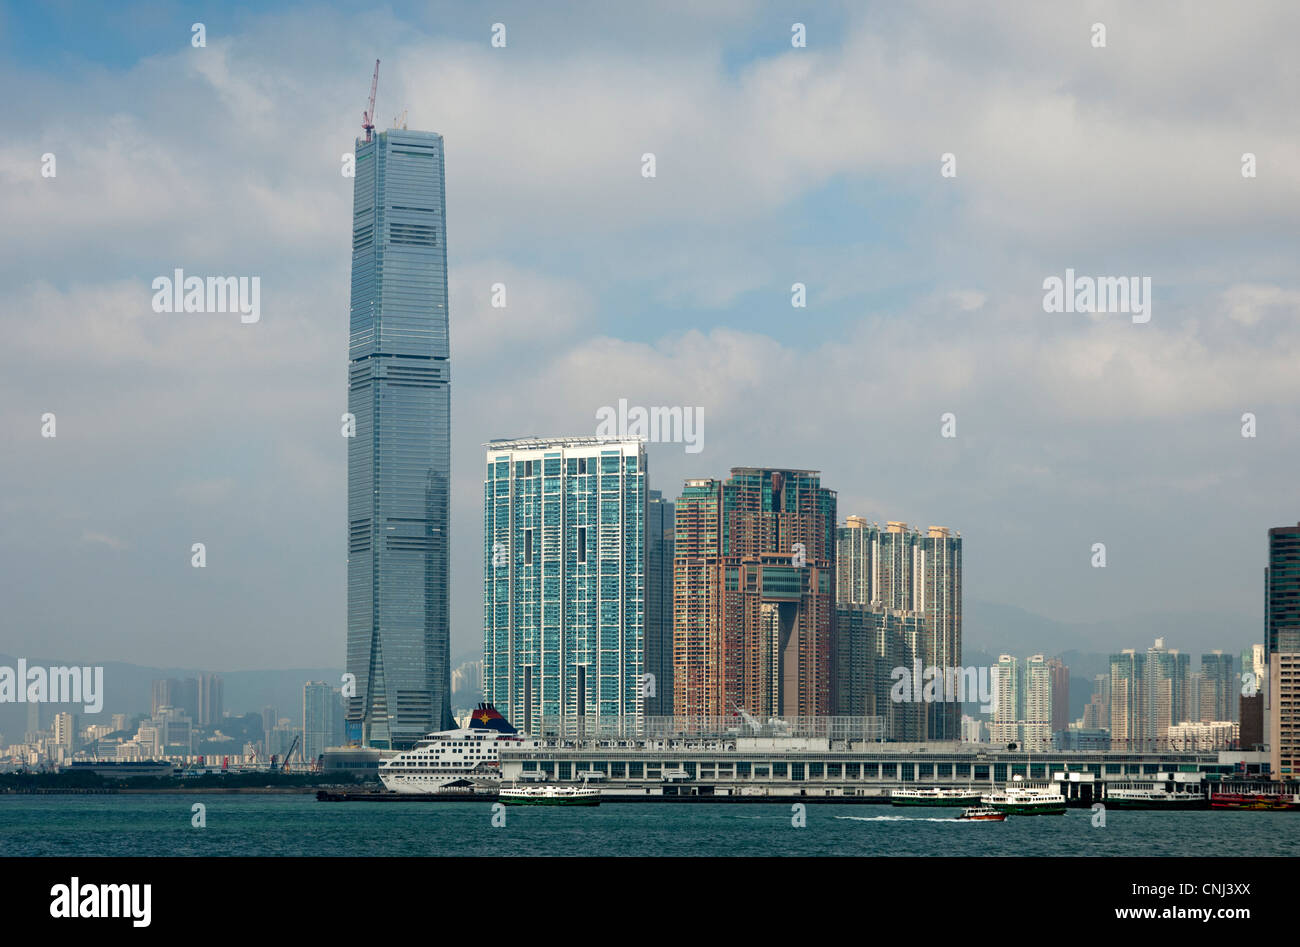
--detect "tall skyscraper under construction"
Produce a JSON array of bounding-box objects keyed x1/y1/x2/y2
[{"x1": 346, "y1": 126, "x2": 453, "y2": 749}]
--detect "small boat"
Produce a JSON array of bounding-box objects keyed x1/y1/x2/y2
[
  {"x1": 957, "y1": 805, "x2": 1006, "y2": 822},
  {"x1": 498, "y1": 782, "x2": 601, "y2": 807}
]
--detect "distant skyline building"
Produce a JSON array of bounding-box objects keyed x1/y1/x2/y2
[
  {"x1": 303, "y1": 682, "x2": 345, "y2": 764},
  {"x1": 1084, "y1": 673, "x2": 1111, "y2": 731},
  {"x1": 451, "y1": 660, "x2": 483, "y2": 696},
  {"x1": 645, "y1": 489, "x2": 675, "y2": 716},
  {"x1": 674, "y1": 468, "x2": 836, "y2": 719},
  {"x1": 198, "y1": 673, "x2": 223, "y2": 727},
  {"x1": 346, "y1": 127, "x2": 453, "y2": 749},
  {"x1": 1168, "y1": 719, "x2": 1238, "y2": 752},
  {"x1": 989, "y1": 654, "x2": 1020, "y2": 746},
  {"x1": 1145, "y1": 638, "x2": 1190, "y2": 747},
  {"x1": 1199, "y1": 652, "x2": 1234, "y2": 723},
  {"x1": 52, "y1": 712, "x2": 76, "y2": 752},
  {"x1": 151, "y1": 677, "x2": 198, "y2": 721},
  {"x1": 150, "y1": 679, "x2": 169, "y2": 717},
  {"x1": 1022, "y1": 655, "x2": 1054, "y2": 751},
  {"x1": 1047, "y1": 657, "x2": 1069, "y2": 735},
  {"x1": 1110, "y1": 649, "x2": 1145, "y2": 751},
  {"x1": 261, "y1": 705, "x2": 277, "y2": 746},
  {"x1": 482, "y1": 437, "x2": 647, "y2": 733}
]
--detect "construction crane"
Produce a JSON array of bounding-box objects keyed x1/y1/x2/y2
[
  {"x1": 393, "y1": 108, "x2": 407, "y2": 130},
  {"x1": 275, "y1": 733, "x2": 301, "y2": 772},
  {"x1": 361, "y1": 59, "x2": 380, "y2": 142},
  {"x1": 729, "y1": 701, "x2": 762, "y2": 734}
]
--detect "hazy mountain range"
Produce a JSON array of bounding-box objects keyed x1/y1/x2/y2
[{"x1": 1, "y1": 602, "x2": 1258, "y2": 744}]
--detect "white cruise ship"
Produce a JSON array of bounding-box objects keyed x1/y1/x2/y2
[{"x1": 379, "y1": 703, "x2": 536, "y2": 795}]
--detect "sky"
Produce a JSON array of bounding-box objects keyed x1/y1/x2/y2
[{"x1": 1, "y1": 1, "x2": 1297, "y2": 670}]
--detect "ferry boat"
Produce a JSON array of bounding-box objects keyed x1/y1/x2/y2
[
  {"x1": 1106, "y1": 772, "x2": 1207, "y2": 810},
  {"x1": 981, "y1": 784, "x2": 1067, "y2": 815},
  {"x1": 378, "y1": 703, "x2": 535, "y2": 795},
  {"x1": 498, "y1": 783, "x2": 602, "y2": 807},
  {"x1": 957, "y1": 805, "x2": 1006, "y2": 822},
  {"x1": 1209, "y1": 782, "x2": 1300, "y2": 811},
  {"x1": 889, "y1": 787, "x2": 982, "y2": 807}
]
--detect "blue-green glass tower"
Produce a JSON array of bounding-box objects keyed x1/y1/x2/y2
[
  {"x1": 483, "y1": 437, "x2": 647, "y2": 735},
  {"x1": 346, "y1": 128, "x2": 452, "y2": 749}
]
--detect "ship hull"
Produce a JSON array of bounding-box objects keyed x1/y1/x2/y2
[
  {"x1": 894, "y1": 796, "x2": 977, "y2": 811},
  {"x1": 989, "y1": 803, "x2": 1066, "y2": 816},
  {"x1": 1106, "y1": 797, "x2": 1207, "y2": 810},
  {"x1": 1210, "y1": 794, "x2": 1300, "y2": 811}
]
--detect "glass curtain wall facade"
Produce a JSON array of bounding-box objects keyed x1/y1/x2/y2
[
  {"x1": 645, "y1": 490, "x2": 675, "y2": 717},
  {"x1": 1267, "y1": 524, "x2": 1300, "y2": 778},
  {"x1": 483, "y1": 437, "x2": 647, "y2": 734},
  {"x1": 346, "y1": 129, "x2": 453, "y2": 749}
]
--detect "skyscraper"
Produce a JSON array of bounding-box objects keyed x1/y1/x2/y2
[
  {"x1": 833, "y1": 604, "x2": 921, "y2": 737},
  {"x1": 346, "y1": 127, "x2": 453, "y2": 749},
  {"x1": 1047, "y1": 657, "x2": 1069, "y2": 735},
  {"x1": 303, "y1": 682, "x2": 345, "y2": 765},
  {"x1": 989, "y1": 654, "x2": 1021, "y2": 746},
  {"x1": 833, "y1": 517, "x2": 963, "y2": 739},
  {"x1": 1199, "y1": 652, "x2": 1234, "y2": 723},
  {"x1": 1267, "y1": 523, "x2": 1300, "y2": 779},
  {"x1": 1110, "y1": 650, "x2": 1145, "y2": 750},
  {"x1": 483, "y1": 437, "x2": 647, "y2": 734},
  {"x1": 1083, "y1": 672, "x2": 1111, "y2": 731},
  {"x1": 919, "y1": 526, "x2": 962, "y2": 739},
  {"x1": 645, "y1": 489, "x2": 675, "y2": 716},
  {"x1": 1266, "y1": 523, "x2": 1300, "y2": 657},
  {"x1": 1240, "y1": 643, "x2": 1266, "y2": 750},
  {"x1": 151, "y1": 678, "x2": 175, "y2": 716},
  {"x1": 174, "y1": 678, "x2": 199, "y2": 722},
  {"x1": 1022, "y1": 655, "x2": 1053, "y2": 751},
  {"x1": 1145, "y1": 638, "x2": 1190, "y2": 748},
  {"x1": 198, "y1": 673, "x2": 223, "y2": 727},
  {"x1": 674, "y1": 468, "x2": 836, "y2": 719}
]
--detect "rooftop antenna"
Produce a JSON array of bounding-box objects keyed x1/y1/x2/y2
[{"x1": 361, "y1": 59, "x2": 380, "y2": 142}]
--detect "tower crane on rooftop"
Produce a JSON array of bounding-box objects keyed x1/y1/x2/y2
[{"x1": 362, "y1": 59, "x2": 380, "y2": 143}]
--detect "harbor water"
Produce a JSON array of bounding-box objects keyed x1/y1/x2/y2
[{"x1": 3, "y1": 794, "x2": 1296, "y2": 857}]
